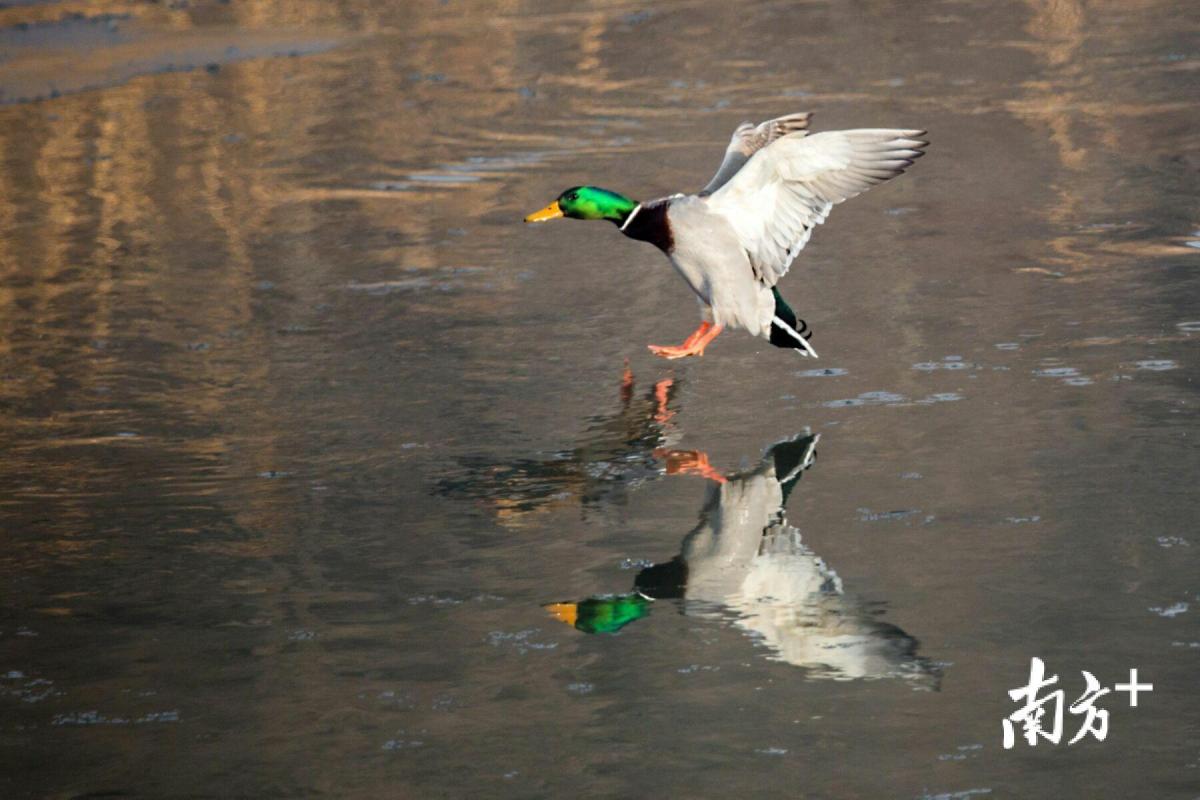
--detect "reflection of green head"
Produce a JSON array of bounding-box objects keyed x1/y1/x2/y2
[
  {"x1": 544, "y1": 593, "x2": 652, "y2": 634},
  {"x1": 557, "y1": 186, "x2": 639, "y2": 222}
]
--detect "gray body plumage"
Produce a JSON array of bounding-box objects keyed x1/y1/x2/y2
[{"x1": 664, "y1": 196, "x2": 775, "y2": 334}]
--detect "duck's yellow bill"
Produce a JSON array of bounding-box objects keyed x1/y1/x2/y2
[
  {"x1": 543, "y1": 602, "x2": 578, "y2": 627},
  {"x1": 525, "y1": 201, "x2": 563, "y2": 223}
]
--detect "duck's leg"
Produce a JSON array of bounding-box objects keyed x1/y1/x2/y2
[
  {"x1": 648, "y1": 323, "x2": 723, "y2": 359},
  {"x1": 679, "y1": 322, "x2": 712, "y2": 348}
]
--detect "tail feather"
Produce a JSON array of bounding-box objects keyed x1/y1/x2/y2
[{"x1": 768, "y1": 288, "x2": 817, "y2": 357}]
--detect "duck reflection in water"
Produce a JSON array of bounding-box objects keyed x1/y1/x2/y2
[
  {"x1": 436, "y1": 367, "x2": 718, "y2": 525},
  {"x1": 546, "y1": 433, "x2": 940, "y2": 685}
]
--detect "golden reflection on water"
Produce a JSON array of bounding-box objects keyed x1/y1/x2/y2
[{"x1": 1006, "y1": 0, "x2": 1198, "y2": 273}]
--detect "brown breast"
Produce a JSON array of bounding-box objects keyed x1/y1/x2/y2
[{"x1": 618, "y1": 198, "x2": 674, "y2": 254}]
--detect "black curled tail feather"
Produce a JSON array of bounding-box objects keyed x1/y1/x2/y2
[{"x1": 768, "y1": 287, "x2": 815, "y2": 355}]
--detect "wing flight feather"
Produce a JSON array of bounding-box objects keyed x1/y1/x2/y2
[
  {"x1": 699, "y1": 112, "x2": 812, "y2": 196},
  {"x1": 705, "y1": 128, "x2": 928, "y2": 286}
]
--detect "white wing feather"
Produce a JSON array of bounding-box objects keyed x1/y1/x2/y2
[
  {"x1": 705, "y1": 128, "x2": 928, "y2": 286},
  {"x1": 699, "y1": 112, "x2": 812, "y2": 195}
]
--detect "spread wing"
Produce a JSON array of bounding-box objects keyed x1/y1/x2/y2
[
  {"x1": 698, "y1": 112, "x2": 812, "y2": 196},
  {"x1": 704, "y1": 129, "x2": 928, "y2": 287}
]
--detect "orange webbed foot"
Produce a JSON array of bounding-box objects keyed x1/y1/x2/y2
[{"x1": 648, "y1": 323, "x2": 723, "y2": 359}]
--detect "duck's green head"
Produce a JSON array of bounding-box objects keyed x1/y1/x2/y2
[{"x1": 525, "y1": 186, "x2": 637, "y2": 224}]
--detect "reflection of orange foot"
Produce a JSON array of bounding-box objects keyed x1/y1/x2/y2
[
  {"x1": 653, "y1": 378, "x2": 674, "y2": 423},
  {"x1": 654, "y1": 448, "x2": 727, "y2": 483},
  {"x1": 620, "y1": 360, "x2": 634, "y2": 404},
  {"x1": 648, "y1": 323, "x2": 723, "y2": 360}
]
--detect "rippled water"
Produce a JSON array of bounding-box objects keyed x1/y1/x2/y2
[{"x1": 2, "y1": 1, "x2": 1198, "y2": 797}]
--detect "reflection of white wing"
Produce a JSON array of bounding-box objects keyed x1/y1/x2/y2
[
  {"x1": 729, "y1": 527, "x2": 928, "y2": 681},
  {"x1": 675, "y1": 435, "x2": 935, "y2": 683}
]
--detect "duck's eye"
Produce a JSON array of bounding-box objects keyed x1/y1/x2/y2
[{"x1": 566, "y1": 192, "x2": 578, "y2": 201}]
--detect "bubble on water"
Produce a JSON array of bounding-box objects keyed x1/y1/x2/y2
[
  {"x1": 1135, "y1": 360, "x2": 1177, "y2": 371},
  {"x1": 486, "y1": 629, "x2": 557, "y2": 654},
  {"x1": 52, "y1": 711, "x2": 129, "y2": 726},
  {"x1": 917, "y1": 789, "x2": 992, "y2": 800},
  {"x1": 1176, "y1": 321, "x2": 1200, "y2": 333},
  {"x1": 407, "y1": 595, "x2": 462, "y2": 607},
  {"x1": 1149, "y1": 602, "x2": 1188, "y2": 618},
  {"x1": 0, "y1": 671, "x2": 60, "y2": 704},
  {"x1": 995, "y1": 343, "x2": 1020, "y2": 350},
  {"x1": 914, "y1": 357, "x2": 973, "y2": 372},
  {"x1": 859, "y1": 508, "x2": 921, "y2": 523},
  {"x1": 382, "y1": 738, "x2": 424, "y2": 751},
  {"x1": 915, "y1": 392, "x2": 964, "y2": 404},
  {"x1": 755, "y1": 747, "x2": 788, "y2": 756},
  {"x1": 431, "y1": 693, "x2": 458, "y2": 711},
  {"x1": 566, "y1": 682, "x2": 595, "y2": 695},
  {"x1": 1034, "y1": 367, "x2": 1079, "y2": 378},
  {"x1": 796, "y1": 367, "x2": 847, "y2": 378},
  {"x1": 1063, "y1": 377, "x2": 1093, "y2": 386},
  {"x1": 1156, "y1": 536, "x2": 1189, "y2": 548},
  {"x1": 823, "y1": 390, "x2": 906, "y2": 408},
  {"x1": 677, "y1": 664, "x2": 720, "y2": 674}
]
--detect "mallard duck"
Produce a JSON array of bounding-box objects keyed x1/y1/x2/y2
[{"x1": 525, "y1": 112, "x2": 928, "y2": 359}]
